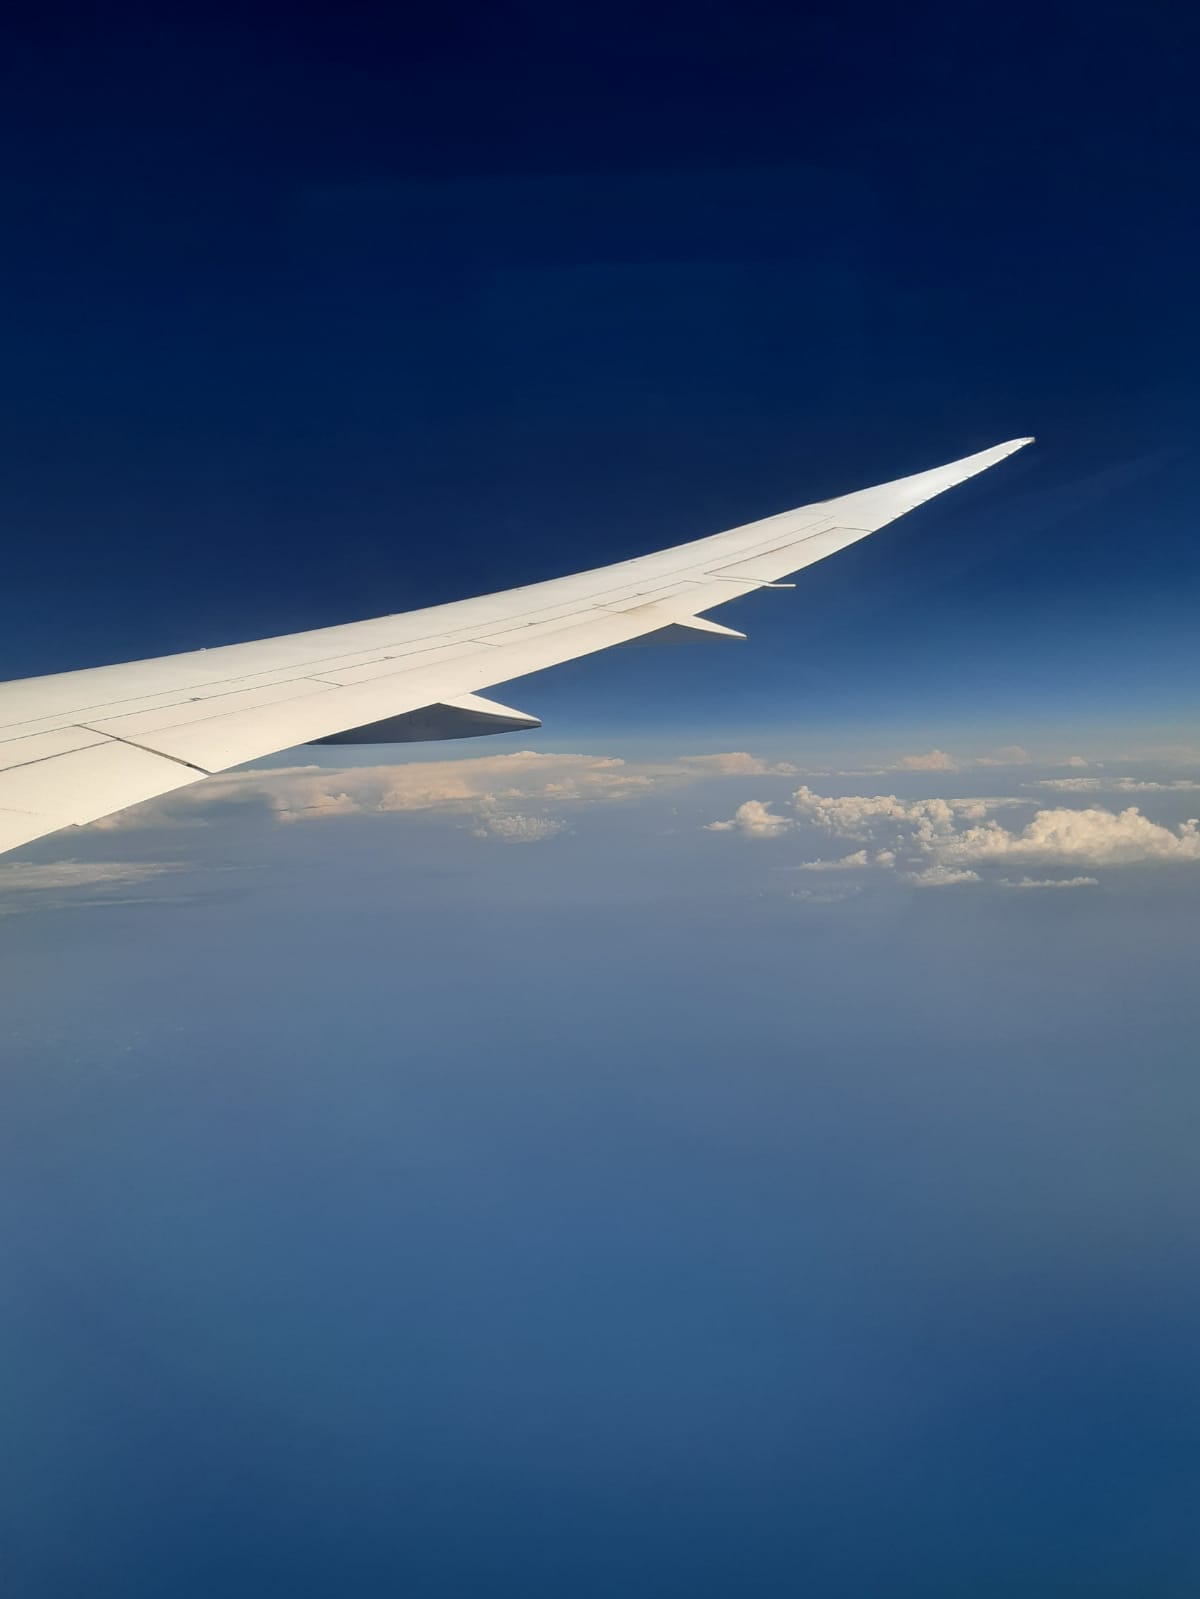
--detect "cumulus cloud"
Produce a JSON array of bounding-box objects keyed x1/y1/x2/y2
[
  {"x1": 677, "y1": 752, "x2": 798, "y2": 776},
  {"x1": 67, "y1": 739, "x2": 1200, "y2": 886},
  {"x1": 790, "y1": 849, "x2": 874, "y2": 871},
  {"x1": 791, "y1": 785, "x2": 1200, "y2": 871},
  {"x1": 708, "y1": 779, "x2": 1200, "y2": 884},
  {"x1": 890, "y1": 746, "x2": 1033, "y2": 773},
  {"x1": 818, "y1": 746, "x2": 1094, "y2": 778},
  {"x1": 940, "y1": 807, "x2": 1200, "y2": 867},
  {"x1": 705, "y1": 800, "x2": 791, "y2": 838},
  {"x1": 471, "y1": 812, "x2": 566, "y2": 844},
  {"x1": 791, "y1": 786, "x2": 962, "y2": 847}
]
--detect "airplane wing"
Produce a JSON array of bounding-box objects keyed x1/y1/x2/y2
[{"x1": 0, "y1": 437, "x2": 1031, "y2": 856}]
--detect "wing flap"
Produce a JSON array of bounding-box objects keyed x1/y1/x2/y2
[
  {"x1": 0, "y1": 737, "x2": 203, "y2": 854},
  {"x1": 313, "y1": 693, "x2": 541, "y2": 745}
]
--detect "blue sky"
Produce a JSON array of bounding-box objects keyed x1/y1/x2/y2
[
  {"x1": 2, "y1": 6, "x2": 1198, "y2": 736},
  {"x1": 2, "y1": 3, "x2": 1200, "y2": 1595}
]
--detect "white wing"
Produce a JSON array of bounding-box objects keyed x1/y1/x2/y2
[{"x1": 0, "y1": 437, "x2": 1031, "y2": 855}]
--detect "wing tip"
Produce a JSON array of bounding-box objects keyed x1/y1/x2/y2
[{"x1": 958, "y1": 434, "x2": 1035, "y2": 476}]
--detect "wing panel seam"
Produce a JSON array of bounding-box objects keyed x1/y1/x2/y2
[{"x1": 77, "y1": 726, "x2": 213, "y2": 775}]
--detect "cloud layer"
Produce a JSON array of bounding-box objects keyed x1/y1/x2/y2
[
  {"x1": 0, "y1": 860, "x2": 183, "y2": 891},
  {"x1": 91, "y1": 751, "x2": 657, "y2": 837},
  {"x1": 86, "y1": 749, "x2": 803, "y2": 845},
  {"x1": 706, "y1": 780, "x2": 1200, "y2": 886},
  {"x1": 9, "y1": 744, "x2": 1195, "y2": 907},
  {"x1": 0, "y1": 859, "x2": 187, "y2": 915}
]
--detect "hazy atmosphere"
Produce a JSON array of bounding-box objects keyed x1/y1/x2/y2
[
  {"x1": 3, "y1": 3, "x2": 1199, "y2": 1596},
  {"x1": 6, "y1": 734, "x2": 1200, "y2": 1594}
]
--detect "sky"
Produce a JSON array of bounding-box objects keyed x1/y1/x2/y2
[{"x1": 2, "y1": 4, "x2": 1200, "y2": 1596}]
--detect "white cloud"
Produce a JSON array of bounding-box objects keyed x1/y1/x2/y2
[
  {"x1": 975, "y1": 745, "x2": 1032, "y2": 766},
  {"x1": 1030, "y1": 776, "x2": 1200, "y2": 794},
  {"x1": 705, "y1": 800, "x2": 791, "y2": 838},
  {"x1": 0, "y1": 860, "x2": 183, "y2": 892},
  {"x1": 709, "y1": 781, "x2": 1200, "y2": 884},
  {"x1": 0, "y1": 859, "x2": 187, "y2": 913},
  {"x1": 677, "y1": 752, "x2": 798, "y2": 776},
  {"x1": 905, "y1": 866, "x2": 981, "y2": 887},
  {"x1": 897, "y1": 749, "x2": 958, "y2": 771},
  {"x1": 790, "y1": 850, "x2": 874, "y2": 871},
  {"x1": 891, "y1": 746, "x2": 1032, "y2": 773},
  {"x1": 88, "y1": 748, "x2": 812, "y2": 842},
  {"x1": 471, "y1": 812, "x2": 566, "y2": 844},
  {"x1": 791, "y1": 786, "x2": 961, "y2": 847},
  {"x1": 999, "y1": 876, "x2": 1099, "y2": 890},
  {"x1": 941, "y1": 807, "x2": 1200, "y2": 867},
  {"x1": 819, "y1": 748, "x2": 1105, "y2": 779},
  {"x1": 88, "y1": 752, "x2": 659, "y2": 835},
  {"x1": 67, "y1": 741, "x2": 1200, "y2": 888}
]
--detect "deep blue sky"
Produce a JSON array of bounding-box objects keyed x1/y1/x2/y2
[
  {"x1": 1, "y1": 1, "x2": 1197, "y2": 736},
  {"x1": 4, "y1": 7, "x2": 1200, "y2": 1597}
]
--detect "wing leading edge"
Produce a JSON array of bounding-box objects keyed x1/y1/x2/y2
[{"x1": 0, "y1": 437, "x2": 1032, "y2": 855}]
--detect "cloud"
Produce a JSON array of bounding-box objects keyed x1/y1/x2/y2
[
  {"x1": 0, "y1": 859, "x2": 187, "y2": 913},
  {"x1": 471, "y1": 812, "x2": 566, "y2": 843},
  {"x1": 791, "y1": 786, "x2": 962, "y2": 846},
  {"x1": 0, "y1": 860, "x2": 184, "y2": 892},
  {"x1": 975, "y1": 745, "x2": 1033, "y2": 766},
  {"x1": 827, "y1": 748, "x2": 1045, "y2": 778},
  {"x1": 88, "y1": 750, "x2": 674, "y2": 836},
  {"x1": 705, "y1": 800, "x2": 791, "y2": 838},
  {"x1": 897, "y1": 749, "x2": 958, "y2": 771},
  {"x1": 792, "y1": 785, "x2": 1200, "y2": 870},
  {"x1": 1064, "y1": 755, "x2": 1090, "y2": 768},
  {"x1": 1030, "y1": 777, "x2": 1200, "y2": 794},
  {"x1": 71, "y1": 742, "x2": 1200, "y2": 885},
  {"x1": 999, "y1": 876, "x2": 1099, "y2": 890},
  {"x1": 905, "y1": 866, "x2": 981, "y2": 887},
  {"x1": 87, "y1": 748, "x2": 810, "y2": 842},
  {"x1": 893, "y1": 746, "x2": 1031, "y2": 773},
  {"x1": 940, "y1": 807, "x2": 1200, "y2": 867},
  {"x1": 710, "y1": 781, "x2": 1200, "y2": 882},
  {"x1": 790, "y1": 850, "x2": 874, "y2": 871},
  {"x1": 677, "y1": 752, "x2": 798, "y2": 776}
]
